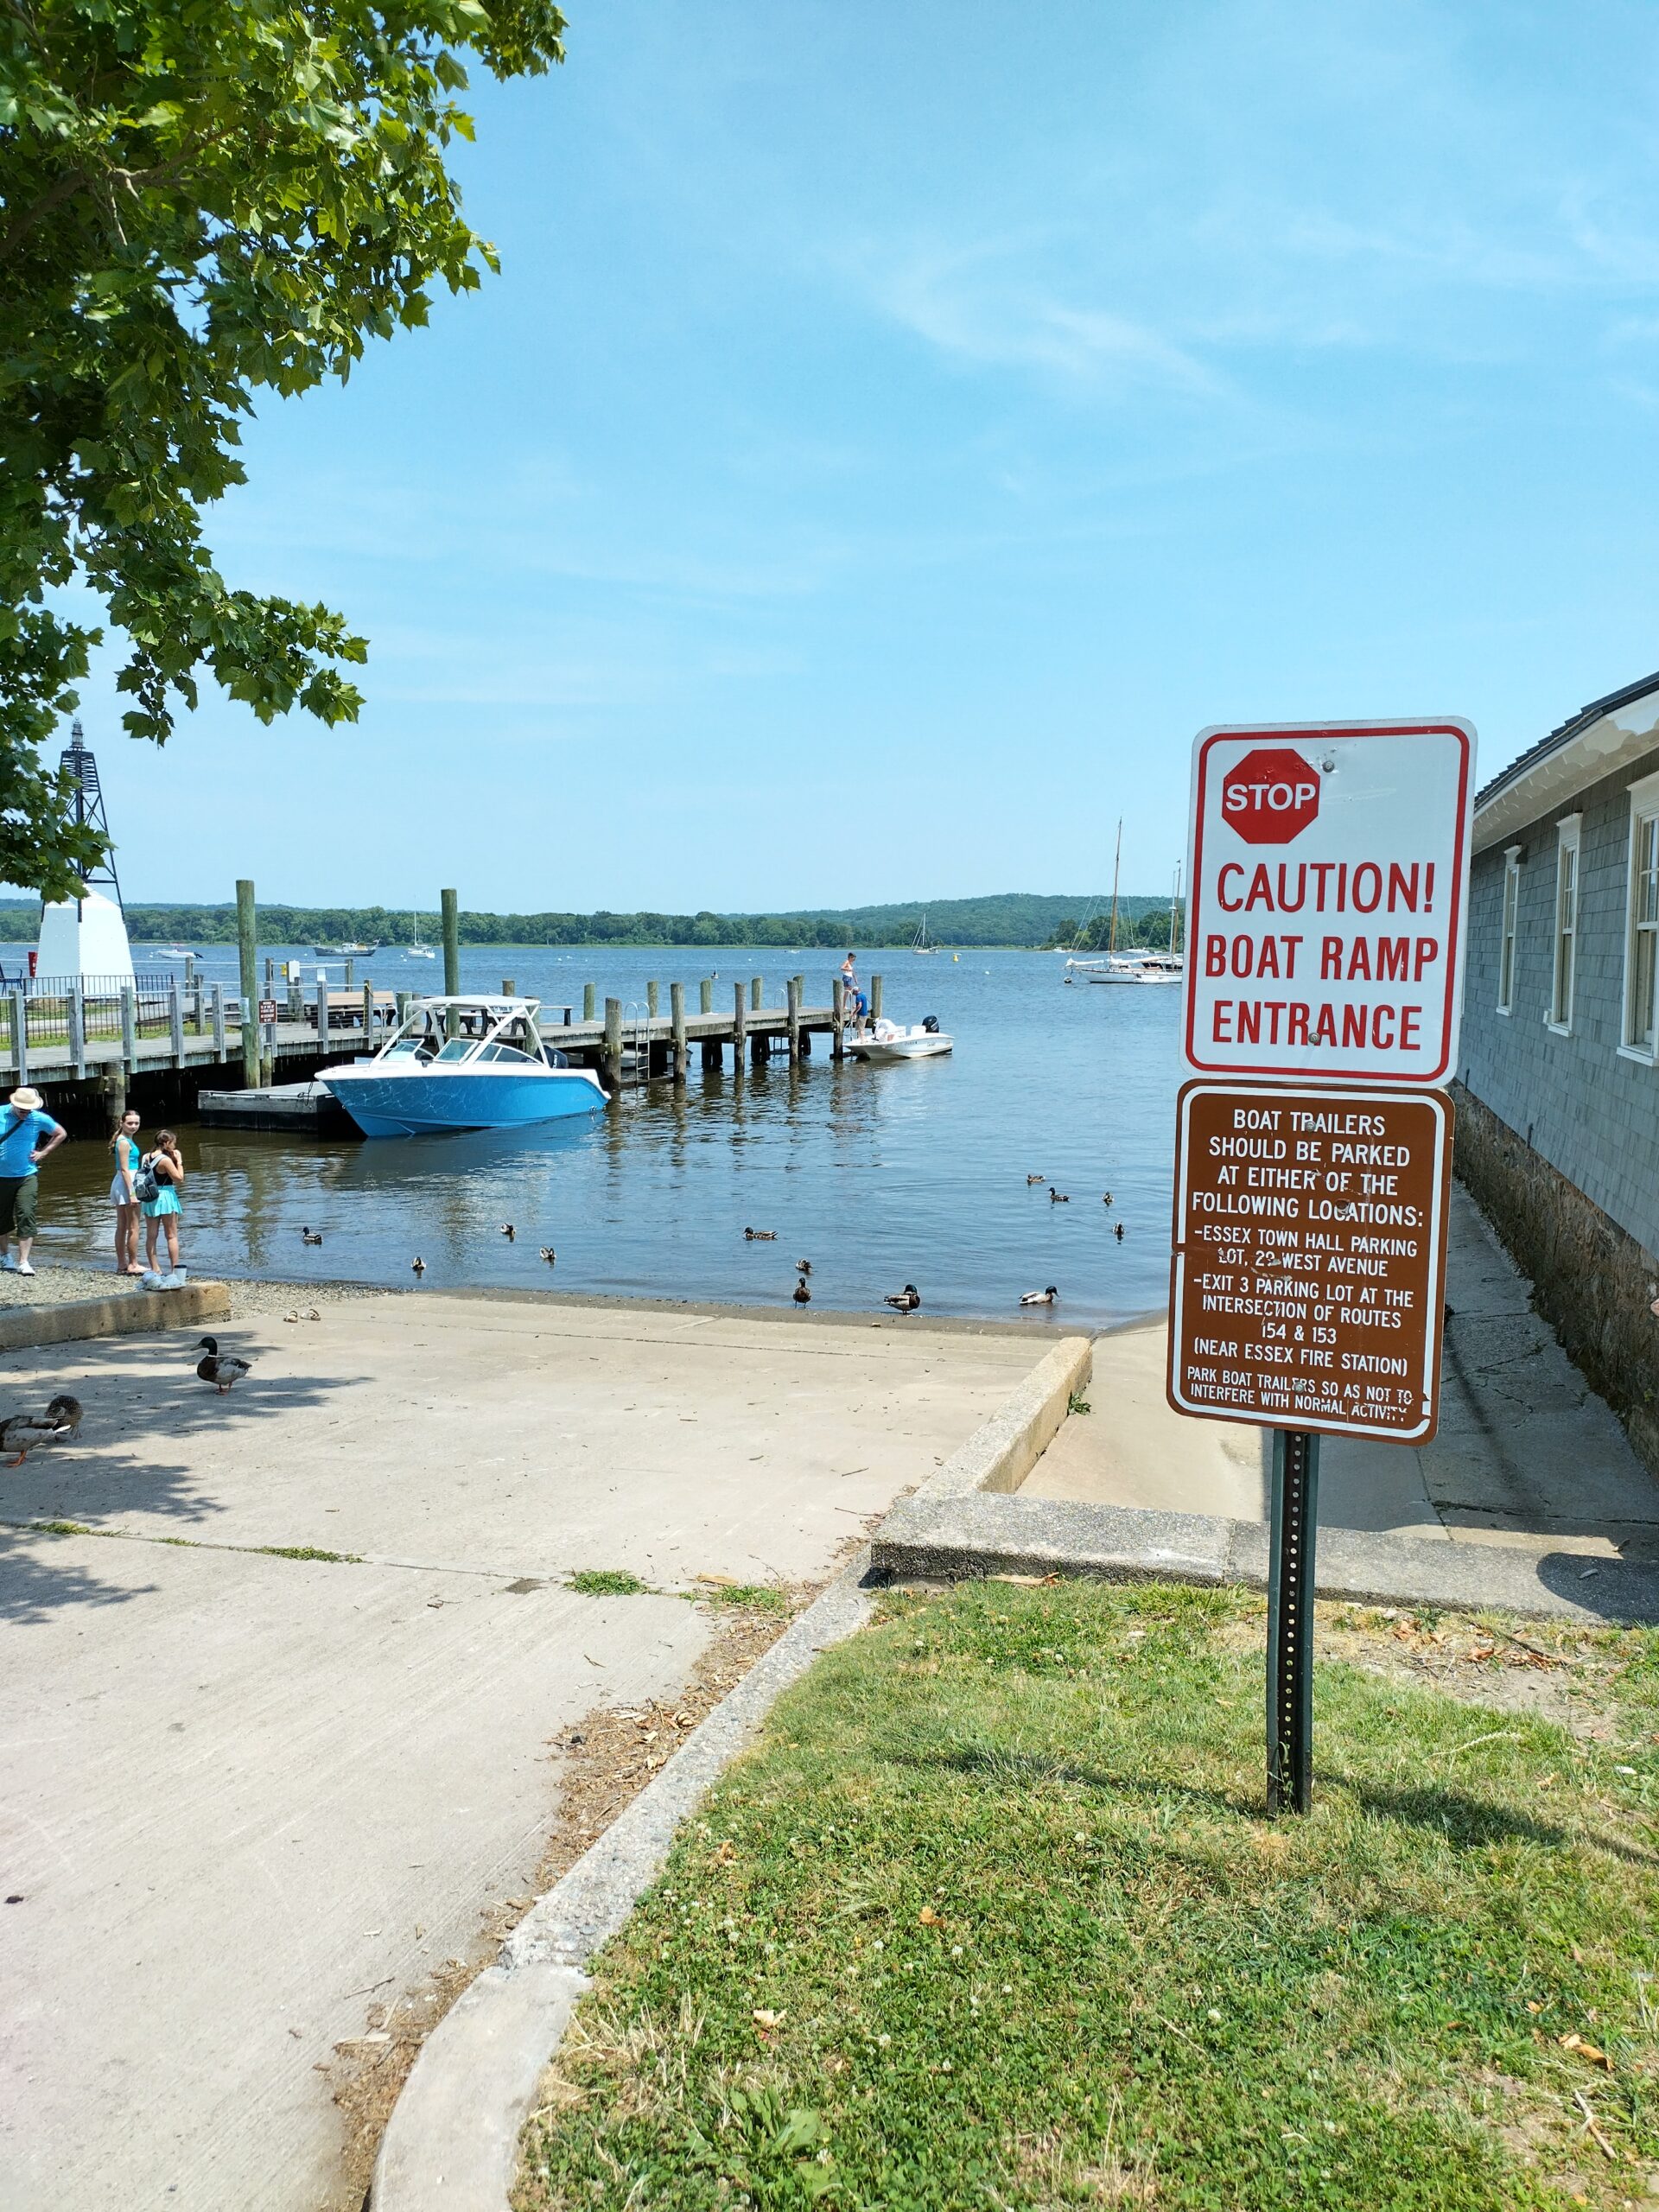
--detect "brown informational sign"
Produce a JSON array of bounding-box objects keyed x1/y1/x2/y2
[{"x1": 1166, "y1": 1081, "x2": 1453, "y2": 1442}]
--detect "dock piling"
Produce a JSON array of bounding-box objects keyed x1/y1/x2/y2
[
  {"x1": 236, "y1": 879, "x2": 258, "y2": 1088},
  {"x1": 583, "y1": 982, "x2": 596, "y2": 1022},
  {"x1": 786, "y1": 976, "x2": 801, "y2": 1062},
  {"x1": 871, "y1": 973, "x2": 884, "y2": 1021},
  {"x1": 362, "y1": 982, "x2": 374, "y2": 1046},
  {"x1": 751, "y1": 976, "x2": 762, "y2": 1011},
  {"x1": 168, "y1": 981, "x2": 186, "y2": 1069},
  {"x1": 647, "y1": 980, "x2": 659, "y2": 1020},
  {"x1": 121, "y1": 985, "x2": 137, "y2": 1073},
  {"x1": 212, "y1": 983, "x2": 226, "y2": 1063},
  {"x1": 442, "y1": 888, "x2": 460, "y2": 1038},
  {"x1": 700, "y1": 977, "x2": 713, "y2": 1014},
  {"x1": 671, "y1": 982, "x2": 687, "y2": 1083},
  {"x1": 733, "y1": 981, "x2": 747, "y2": 1071},
  {"x1": 832, "y1": 977, "x2": 845, "y2": 1058},
  {"x1": 602, "y1": 996, "x2": 624, "y2": 1091},
  {"x1": 9, "y1": 988, "x2": 25, "y2": 1084}
]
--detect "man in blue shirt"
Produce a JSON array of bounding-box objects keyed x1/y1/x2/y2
[{"x1": 0, "y1": 1087, "x2": 67, "y2": 1277}]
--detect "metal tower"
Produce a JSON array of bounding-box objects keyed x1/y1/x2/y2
[{"x1": 59, "y1": 719, "x2": 124, "y2": 915}]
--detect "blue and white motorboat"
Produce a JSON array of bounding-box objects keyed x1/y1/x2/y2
[{"x1": 321, "y1": 995, "x2": 607, "y2": 1137}]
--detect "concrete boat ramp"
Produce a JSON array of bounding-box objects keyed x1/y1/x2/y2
[{"x1": 0, "y1": 1293, "x2": 1049, "y2": 2211}]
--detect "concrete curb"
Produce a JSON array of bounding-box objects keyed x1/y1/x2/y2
[
  {"x1": 371, "y1": 1564, "x2": 875, "y2": 2211},
  {"x1": 913, "y1": 1334, "x2": 1094, "y2": 1501},
  {"x1": 0, "y1": 1281, "x2": 231, "y2": 1351},
  {"x1": 870, "y1": 1490, "x2": 1659, "y2": 1626}
]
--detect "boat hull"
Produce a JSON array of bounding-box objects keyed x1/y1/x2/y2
[
  {"x1": 848, "y1": 1033, "x2": 953, "y2": 1062},
  {"x1": 321, "y1": 1065, "x2": 607, "y2": 1137}
]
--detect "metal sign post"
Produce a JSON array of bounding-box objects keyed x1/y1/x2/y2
[{"x1": 1266, "y1": 1427, "x2": 1320, "y2": 1815}]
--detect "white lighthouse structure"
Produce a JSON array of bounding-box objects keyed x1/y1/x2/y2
[{"x1": 35, "y1": 722, "x2": 136, "y2": 983}]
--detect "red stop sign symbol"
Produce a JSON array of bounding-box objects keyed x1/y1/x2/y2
[{"x1": 1220, "y1": 747, "x2": 1320, "y2": 845}]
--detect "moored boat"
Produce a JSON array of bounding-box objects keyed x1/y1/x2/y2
[
  {"x1": 847, "y1": 1016, "x2": 953, "y2": 1062},
  {"x1": 321, "y1": 995, "x2": 607, "y2": 1136}
]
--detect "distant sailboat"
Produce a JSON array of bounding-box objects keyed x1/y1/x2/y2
[
  {"x1": 404, "y1": 914, "x2": 435, "y2": 960},
  {"x1": 911, "y1": 911, "x2": 938, "y2": 955}
]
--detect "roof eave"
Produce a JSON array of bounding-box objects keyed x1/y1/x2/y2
[{"x1": 1473, "y1": 674, "x2": 1659, "y2": 852}]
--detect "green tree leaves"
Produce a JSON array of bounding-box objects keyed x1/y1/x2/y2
[{"x1": 0, "y1": 0, "x2": 565, "y2": 895}]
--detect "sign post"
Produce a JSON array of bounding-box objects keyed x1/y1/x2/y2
[
  {"x1": 1170, "y1": 718, "x2": 1474, "y2": 1814},
  {"x1": 1267, "y1": 1428, "x2": 1319, "y2": 1815}
]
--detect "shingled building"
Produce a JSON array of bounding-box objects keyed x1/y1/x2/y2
[{"x1": 1457, "y1": 670, "x2": 1659, "y2": 1473}]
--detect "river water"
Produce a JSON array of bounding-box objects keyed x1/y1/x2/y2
[{"x1": 32, "y1": 945, "x2": 1179, "y2": 1328}]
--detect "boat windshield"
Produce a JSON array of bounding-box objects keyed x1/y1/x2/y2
[{"x1": 433, "y1": 1039, "x2": 477, "y2": 1063}]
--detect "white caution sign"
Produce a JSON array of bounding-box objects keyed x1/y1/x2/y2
[{"x1": 1182, "y1": 719, "x2": 1475, "y2": 1085}]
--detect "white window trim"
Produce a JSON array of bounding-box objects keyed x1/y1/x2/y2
[
  {"x1": 1497, "y1": 843, "x2": 1522, "y2": 1015},
  {"x1": 1619, "y1": 770, "x2": 1659, "y2": 1065},
  {"x1": 1546, "y1": 812, "x2": 1581, "y2": 1036}
]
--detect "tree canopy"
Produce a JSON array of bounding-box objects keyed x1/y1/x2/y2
[{"x1": 0, "y1": 0, "x2": 565, "y2": 898}]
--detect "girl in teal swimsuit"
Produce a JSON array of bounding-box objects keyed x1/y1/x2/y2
[{"x1": 142, "y1": 1129, "x2": 186, "y2": 1280}]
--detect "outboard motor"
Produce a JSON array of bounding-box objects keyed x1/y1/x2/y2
[{"x1": 921, "y1": 1014, "x2": 940, "y2": 1033}]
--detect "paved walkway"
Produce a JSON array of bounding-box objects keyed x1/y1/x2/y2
[
  {"x1": 0, "y1": 1295, "x2": 1043, "y2": 2211},
  {"x1": 1026, "y1": 1187, "x2": 1659, "y2": 1559}
]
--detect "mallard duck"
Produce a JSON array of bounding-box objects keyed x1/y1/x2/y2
[
  {"x1": 499, "y1": 1223, "x2": 516, "y2": 1240},
  {"x1": 195, "y1": 1337, "x2": 251, "y2": 1394},
  {"x1": 884, "y1": 1284, "x2": 921, "y2": 1313},
  {"x1": 793, "y1": 1280, "x2": 811, "y2": 1305},
  {"x1": 539, "y1": 1246, "x2": 556, "y2": 1264},
  {"x1": 1048, "y1": 1188, "x2": 1070, "y2": 1204},
  {"x1": 744, "y1": 1227, "x2": 778, "y2": 1241},
  {"x1": 1102, "y1": 1192, "x2": 1113, "y2": 1206},
  {"x1": 301, "y1": 1227, "x2": 323, "y2": 1245},
  {"x1": 796, "y1": 1258, "x2": 812, "y2": 1275},
  {"x1": 2, "y1": 1394, "x2": 82, "y2": 1465},
  {"x1": 1114, "y1": 1222, "x2": 1125, "y2": 1242},
  {"x1": 1020, "y1": 1286, "x2": 1059, "y2": 1307},
  {"x1": 411, "y1": 1256, "x2": 426, "y2": 1274},
  {"x1": 1027, "y1": 1173, "x2": 1046, "y2": 1185}
]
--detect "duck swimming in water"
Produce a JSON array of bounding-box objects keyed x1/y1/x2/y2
[
  {"x1": 1, "y1": 1395, "x2": 82, "y2": 1465},
  {"x1": 744, "y1": 1227, "x2": 778, "y2": 1241},
  {"x1": 301, "y1": 1227, "x2": 323, "y2": 1245},
  {"x1": 539, "y1": 1246, "x2": 556, "y2": 1264},
  {"x1": 411, "y1": 1256, "x2": 426, "y2": 1274},
  {"x1": 796, "y1": 1258, "x2": 812, "y2": 1275},
  {"x1": 1048, "y1": 1188, "x2": 1070, "y2": 1204},
  {"x1": 1020, "y1": 1286, "x2": 1059, "y2": 1307},
  {"x1": 1114, "y1": 1222, "x2": 1125, "y2": 1242},
  {"x1": 1027, "y1": 1173, "x2": 1046, "y2": 1185},
  {"x1": 499, "y1": 1223, "x2": 516, "y2": 1240},
  {"x1": 195, "y1": 1337, "x2": 251, "y2": 1394},
  {"x1": 883, "y1": 1284, "x2": 921, "y2": 1314}
]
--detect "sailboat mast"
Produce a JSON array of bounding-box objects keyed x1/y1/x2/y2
[
  {"x1": 1107, "y1": 818, "x2": 1122, "y2": 954},
  {"x1": 1172, "y1": 861, "x2": 1183, "y2": 955}
]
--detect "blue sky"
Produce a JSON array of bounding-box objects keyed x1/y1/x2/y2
[{"x1": 29, "y1": 0, "x2": 1659, "y2": 910}]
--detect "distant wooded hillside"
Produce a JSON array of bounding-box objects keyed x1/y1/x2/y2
[{"x1": 0, "y1": 891, "x2": 1175, "y2": 949}]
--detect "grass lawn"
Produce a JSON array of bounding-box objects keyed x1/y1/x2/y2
[{"x1": 517, "y1": 1580, "x2": 1659, "y2": 2211}]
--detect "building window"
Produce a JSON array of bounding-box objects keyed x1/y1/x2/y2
[
  {"x1": 1548, "y1": 813, "x2": 1581, "y2": 1034},
  {"x1": 1622, "y1": 771, "x2": 1659, "y2": 1060},
  {"x1": 1497, "y1": 845, "x2": 1521, "y2": 1014}
]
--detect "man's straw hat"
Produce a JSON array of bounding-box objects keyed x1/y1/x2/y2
[{"x1": 9, "y1": 1088, "x2": 43, "y2": 1111}]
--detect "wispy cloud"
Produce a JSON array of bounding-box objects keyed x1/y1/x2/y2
[{"x1": 849, "y1": 234, "x2": 1228, "y2": 400}]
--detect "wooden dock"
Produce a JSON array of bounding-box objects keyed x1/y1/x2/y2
[{"x1": 0, "y1": 963, "x2": 882, "y2": 1128}]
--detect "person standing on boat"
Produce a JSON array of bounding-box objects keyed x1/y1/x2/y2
[{"x1": 842, "y1": 952, "x2": 869, "y2": 1039}]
